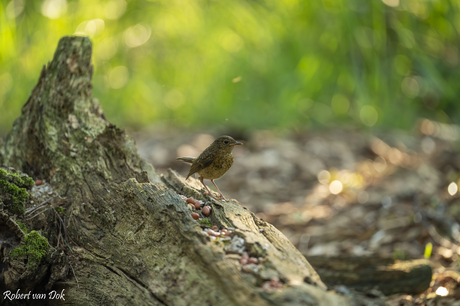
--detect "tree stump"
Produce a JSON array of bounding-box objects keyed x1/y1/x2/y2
[{"x1": 0, "y1": 36, "x2": 359, "y2": 305}]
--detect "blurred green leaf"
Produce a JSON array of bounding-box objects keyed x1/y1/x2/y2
[{"x1": 0, "y1": 0, "x2": 459, "y2": 133}]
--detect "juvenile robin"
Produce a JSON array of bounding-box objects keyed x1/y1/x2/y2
[{"x1": 177, "y1": 135, "x2": 242, "y2": 201}]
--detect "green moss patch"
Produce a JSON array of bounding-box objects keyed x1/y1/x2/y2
[
  {"x1": 17, "y1": 221, "x2": 29, "y2": 234},
  {"x1": 197, "y1": 218, "x2": 212, "y2": 228},
  {"x1": 10, "y1": 230, "x2": 49, "y2": 269},
  {"x1": 0, "y1": 168, "x2": 34, "y2": 215}
]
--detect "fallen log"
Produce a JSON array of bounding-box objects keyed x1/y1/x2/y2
[
  {"x1": 307, "y1": 256, "x2": 432, "y2": 295},
  {"x1": 0, "y1": 36, "x2": 365, "y2": 305}
]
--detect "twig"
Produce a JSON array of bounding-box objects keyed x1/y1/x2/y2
[
  {"x1": 25, "y1": 208, "x2": 51, "y2": 220},
  {"x1": 69, "y1": 261, "x2": 79, "y2": 288},
  {"x1": 53, "y1": 209, "x2": 72, "y2": 251},
  {"x1": 25, "y1": 195, "x2": 58, "y2": 216}
]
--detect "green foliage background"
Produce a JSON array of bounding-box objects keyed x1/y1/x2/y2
[{"x1": 0, "y1": 0, "x2": 459, "y2": 134}]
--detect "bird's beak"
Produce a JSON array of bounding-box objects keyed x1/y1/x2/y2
[{"x1": 233, "y1": 141, "x2": 243, "y2": 146}]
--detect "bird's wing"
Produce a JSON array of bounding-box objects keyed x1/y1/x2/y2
[{"x1": 186, "y1": 149, "x2": 214, "y2": 179}]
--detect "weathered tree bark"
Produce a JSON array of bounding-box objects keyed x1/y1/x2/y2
[
  {"x1": 307, "y1": 256, "x2": 432, "y2": 295},
  {"x1": 0, "y1": 37, "x2": 360, "y2": 305}
]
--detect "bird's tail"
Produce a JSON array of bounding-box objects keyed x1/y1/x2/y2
[{"x1": 176, "y1": 156, "x2": 195, "y2": 164}]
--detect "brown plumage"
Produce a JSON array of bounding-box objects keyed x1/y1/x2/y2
[{"x1": 177, "y1": 135, "x2": 242, "y2": 201}]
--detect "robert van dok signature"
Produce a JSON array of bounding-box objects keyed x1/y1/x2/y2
[{"x1": 3, "y1": 289, "x2": 65, "y2": 301}]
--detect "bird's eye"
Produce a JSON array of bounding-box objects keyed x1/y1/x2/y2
[{"x1": 224, "y1": 140, "x2": 229, "y2": 144}]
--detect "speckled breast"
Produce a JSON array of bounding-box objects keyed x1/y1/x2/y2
[{"x1": 198, "y1": 153, "x2": 234, "y2": 180}]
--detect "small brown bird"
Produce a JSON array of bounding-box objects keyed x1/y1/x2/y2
[{"x1": 177, "y1": 135, "x2": 242, "y2": 201}]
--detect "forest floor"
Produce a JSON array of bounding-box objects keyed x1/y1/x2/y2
[{"x1": 133, "y1": 119, "x2": 460, "y2": 306}]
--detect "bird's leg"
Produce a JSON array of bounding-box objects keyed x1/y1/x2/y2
[
  {"x1": 211, "y1": 180, "x2": 228, "y2": 202},
  {"x1": 200, "y1": 178, "x2": 217, "y2": 199}
]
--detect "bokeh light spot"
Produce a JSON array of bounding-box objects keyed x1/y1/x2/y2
[
  {"x1": 41, "y1": 0, "x2": 67, "y2": 19},
  {"x1": 105, "y1": 0, "x2": 127, "y2": 20},
  {"x1": 329, "y1": 180, "x2": 343, "y2": 194},
  {"x1": 6, "y1": 0, "x2": 24, "y2": 19},
  {"x1": 401, "y1": 77, "x2": 419, "y2": 98},
  {"x1": 382, "y1": 0, "x2": 399, "y2": 7},
  {"x1": 311, "y1": 103, "x2": 334, "y2": 124},
  {"x1": 448, "y1": 182, "x2": 458, "y2": 196},
  {"x1": 75, "y1": 19, "x2": 105, "y2": 38},
  {"x1": 96, "y1": 38, "x2": 118, "y2": 61},
  {"x1": 164, "y1": 90, "x2": 185, "y2": 110},
  {"x1": 360, "y1": 105, "x2": 378, "y2": 127},
  {"x1": 373, "y1": 157, "x2": 387, "y2": 173},
  {"x1": 317, "y1": 170, "x2": 331, "y2": 185},
  {"x1": 124, "y1": 24, "x2": 151, "y2": 48},
  {"x1": 435, "y1": 286, "x2": 448, "y2": 296},
  {"x1": 108, "y1": 66, "x2": 129, "y2": 89},
  {"x1": 331, "y1": 94, "x2": 349, "y2": 115},
  {"x1": 419, "y1": 119, "x2": 435, "y2": 135},
  {"x1": 421, "y1": 137, "x2": 435, "y2": 154}
]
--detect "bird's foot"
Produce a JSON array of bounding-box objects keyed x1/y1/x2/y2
[
  {"x1": 203, "y1": 191, "x2": 227, "y2": 201},
  {"x1": 203, "y1": 190, "x2": 218, "y2": 200},
  {"x1": 215, "y1": 194, "x2": 228, "y2": 202}
]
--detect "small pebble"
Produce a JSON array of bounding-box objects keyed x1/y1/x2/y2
[
  {"x1": 261, "y1": 281, "x2": 271, "y2": 290},
  {"x1": 186, "y1": 197, "x2": 195, "y2": 204},
  {"x1": 248, "y1": 257, "x2": 258, "y2": 264},
  {"x1": 202, "y1": 206, "x2": 212, "y2": 216},
  {"x1": 191, "y1": 212, "x2": 200, "y2": 220},
  {"x1": 269, "y1": 277, "x2": 283, "y2": 288},
  {"x1": 35, "y1": 179, "x2": 43, "y2": 186},
  {"x1": 207, "y1": 230, "x2": 220, "y2": 237},
  {"x1": 240, "y1": 253, "x2": 249, "y2": 265},
  {"x1": 212, "y1": 225, "x2": 219, "y2": 231},
  {"x1": 194, "y1": 200, "x2": 202, "y2": 209},
  {"x1": 261, "y1": 277, "x2": 283, "y2": 290}
]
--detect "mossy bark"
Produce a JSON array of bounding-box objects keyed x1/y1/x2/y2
[{"x1": 0, "y1": 36, "x2": 359, "y2": 305}]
